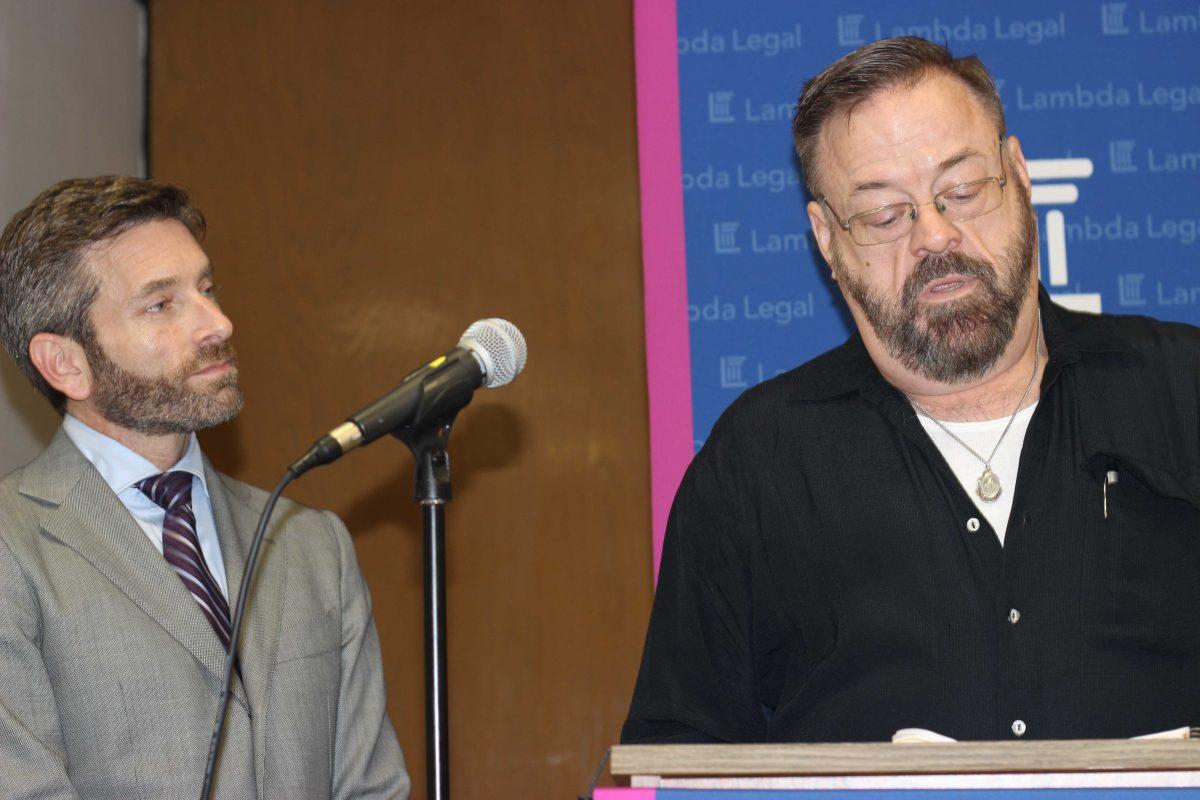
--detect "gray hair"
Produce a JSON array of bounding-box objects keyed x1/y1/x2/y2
[{"x1": 792, "y1": 36, "x2": 1006, "y2": 198}]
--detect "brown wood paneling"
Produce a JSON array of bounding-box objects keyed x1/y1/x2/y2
[{"x1": 150, "y1": 2, "x2": 652, "y2": 796}]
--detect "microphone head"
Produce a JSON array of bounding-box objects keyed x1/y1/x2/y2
[{"x1": 459, "y1": 318, "x2": 527, "y2": 388}]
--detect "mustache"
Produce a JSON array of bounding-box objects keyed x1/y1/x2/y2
[
  {"x1": 901, "y1": 251, "x2": 997, "y2": 309},
  {"x1": 183, "y1": 342, "x2": 238, "y2": 375}
]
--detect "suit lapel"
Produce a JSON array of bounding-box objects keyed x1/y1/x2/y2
[
  {"x1": 23, "y1": 430, "x2": 247, "y2": 707},
  {"x1": 206, "y1": 465, "x2": 286, "y2": 793},
  {"x1": 207, "y1": 464, "x2": 247, "y2": 616}
]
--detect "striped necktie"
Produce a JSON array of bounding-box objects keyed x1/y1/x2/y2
[{"x1": 137, "y1": 471, "x2": 232, "y2": 651}]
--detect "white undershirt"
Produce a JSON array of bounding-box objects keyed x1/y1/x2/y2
[{"x1": 915, "y1": 402, "x2": 1038, "y2": 545}]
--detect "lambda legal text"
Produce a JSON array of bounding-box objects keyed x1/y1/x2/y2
[
  {"x1": 1066, "y1": 213, "x2": 1200, "y2": 246},
  {"x1": 1015, "y1": 81, "x2": 1200, "y2": 112}
]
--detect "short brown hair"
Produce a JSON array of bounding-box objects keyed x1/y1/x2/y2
[
  {"x1": 0, "y1": 176, "x2": 206, "y2": 411},
  {"x1": 792, "y1": 36, "x2": 1006, "y2": 198}
]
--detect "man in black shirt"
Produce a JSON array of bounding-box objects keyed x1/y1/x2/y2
[{"x1": 623, "y1": 37, "x2": 1200, "y2": 744}]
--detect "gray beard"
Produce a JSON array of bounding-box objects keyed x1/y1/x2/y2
[
  {"x1": 85, "y1": 340, "x2": 244, "y2": 436},
  {"x1": 832, "y1": 201, "x2": 1037, "y2": 384}
]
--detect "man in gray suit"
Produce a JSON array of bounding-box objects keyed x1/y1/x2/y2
[{"x1": 0, "y1": 176, "x2": 410, "y2": 798}]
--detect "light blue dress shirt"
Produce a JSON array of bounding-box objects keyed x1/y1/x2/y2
[{"x1": 62, "y1": 414, "x2": 229, "y2": 596}]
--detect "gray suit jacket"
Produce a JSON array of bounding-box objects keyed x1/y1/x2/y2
[{"x1": 0, "y1": 429, "x2": 409, "y2": 799}]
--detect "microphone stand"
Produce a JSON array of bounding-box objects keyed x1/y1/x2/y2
[{"x1": 396, "y1": 416, "x2": 456, "y2": 800}]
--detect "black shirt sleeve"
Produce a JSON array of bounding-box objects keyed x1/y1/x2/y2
[{"x1": 620, "y1": 411, "x2": 772, "y2": 744}]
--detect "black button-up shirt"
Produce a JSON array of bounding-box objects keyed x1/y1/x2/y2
[{"x1": 623, "y1": 287, "x2": 1200, "y2": 743}]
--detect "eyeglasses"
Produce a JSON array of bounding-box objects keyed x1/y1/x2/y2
[{"x1": 821, "y1": 142, "x2": 1008, "y2": 247}]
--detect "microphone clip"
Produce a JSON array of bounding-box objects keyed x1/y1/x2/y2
[{"x1": 394, "y1": 412, "x2": 459, "y2": 505}]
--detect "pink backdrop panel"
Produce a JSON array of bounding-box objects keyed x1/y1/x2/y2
[
  {"x1": 595, "y1": 789, "x2": 656, "y2": 800},
  {"x1": 634, "y1": 0, "x2": 691, "y2": 581}
]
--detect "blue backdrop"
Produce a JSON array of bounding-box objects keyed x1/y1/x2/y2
[{"x1": 677, "y1": 1, "x2": 1200, "y2": 447}]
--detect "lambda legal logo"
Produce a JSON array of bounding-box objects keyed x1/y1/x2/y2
[
  {"x1": 1100, "y1": 3, "x2": 1130, "y2": 34},
  {"x1": 1028, "y1": 155, "x2": 1102, "y2": 313},
  {"x1": 719, "y1": 356, "x2": 748, "y2": 388},
  {"x1": 713, "y1": 222, "x2": 741, "y2": 254},
  {"x1": 837, "y1": 14, "x2": 866, "y2": 46},
  {"x1": 707, "y1": 92, "x2": 735, "y2": 123},
  {"x1": 1118, "y1": 273, "x2": 1147, "y2": 306},
  {"x1": 1109, "y1": 140, "x2": 1138, "y2": 173}
]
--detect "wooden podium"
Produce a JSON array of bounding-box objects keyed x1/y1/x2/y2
[{"x1": 599, "y1": 740, "x2": 1200, "y2": 798}]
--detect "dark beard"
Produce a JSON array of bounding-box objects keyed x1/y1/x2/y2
[
  {"x1": 832, "y1": 198, "x2": 1037, "y2": 384},
  {"x1": 85, "y1": 340, "x2": 244, "y2": 435}
]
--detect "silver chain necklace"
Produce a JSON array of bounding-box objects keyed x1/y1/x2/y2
[{"x1": 908, "y1": 314, "x2": 1041, "y2": 503}]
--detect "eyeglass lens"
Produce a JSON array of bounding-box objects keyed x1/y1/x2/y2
[{"x1": 849, "y1": 179, "x2": 1004, "y2": 246}]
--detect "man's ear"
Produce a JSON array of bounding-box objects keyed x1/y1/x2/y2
[
  {"x1": 1005, "y1": 134, "x2": 1032, "y2": 195},
  {"x1": 807, "y1": 199, "x2": 836, "y2": 279},
  {"x1": 28, "y1": 333, "x2": 93, "y2": 402}
]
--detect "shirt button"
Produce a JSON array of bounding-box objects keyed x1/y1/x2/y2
[
  {"x1": 966, "y1": 517, "x2": 981, "y2": 532},
  {"x1": 1008, "y1": 609, "x2": 1021, "y2": 624},
  {"x1": 1012, "y1": 719, "x2": 1027, "y2": 736}
]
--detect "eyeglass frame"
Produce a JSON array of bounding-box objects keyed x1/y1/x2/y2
[{"x1": 819, "y1": 139, "x2": 1009, "y2": 247}]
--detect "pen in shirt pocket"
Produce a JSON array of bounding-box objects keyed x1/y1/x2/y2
[{"x1": 1103, "y1": 469, "x2": 1119, "y2": 520}]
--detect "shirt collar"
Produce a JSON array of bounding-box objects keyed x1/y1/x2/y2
[
  {"x1": 1037, "y1": 283, "x2": 1139, "y2": 364},
  {"x1": 62, "y1": 414, "x2": 209, "y2": 497},
  {"x1": 787, "y1": 283, "x2": 1140, "y2": 404}
]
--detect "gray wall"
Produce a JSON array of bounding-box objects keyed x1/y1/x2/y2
[{"x1": 0, "y1": 0, "x2": 144, "y2": 474}]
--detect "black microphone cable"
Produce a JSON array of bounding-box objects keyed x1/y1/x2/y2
[{"x1": 199, "y1": 466, "x2": 296, "y2": 800}]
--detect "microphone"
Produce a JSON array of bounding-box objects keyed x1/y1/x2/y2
[{"x1": 290, "y1": 318, "x2": 527, "y2": 475}]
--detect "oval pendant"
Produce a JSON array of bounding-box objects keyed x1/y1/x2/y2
[{"x1": 976, "y1": 467, "x2": 1002, "y2": 502}]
